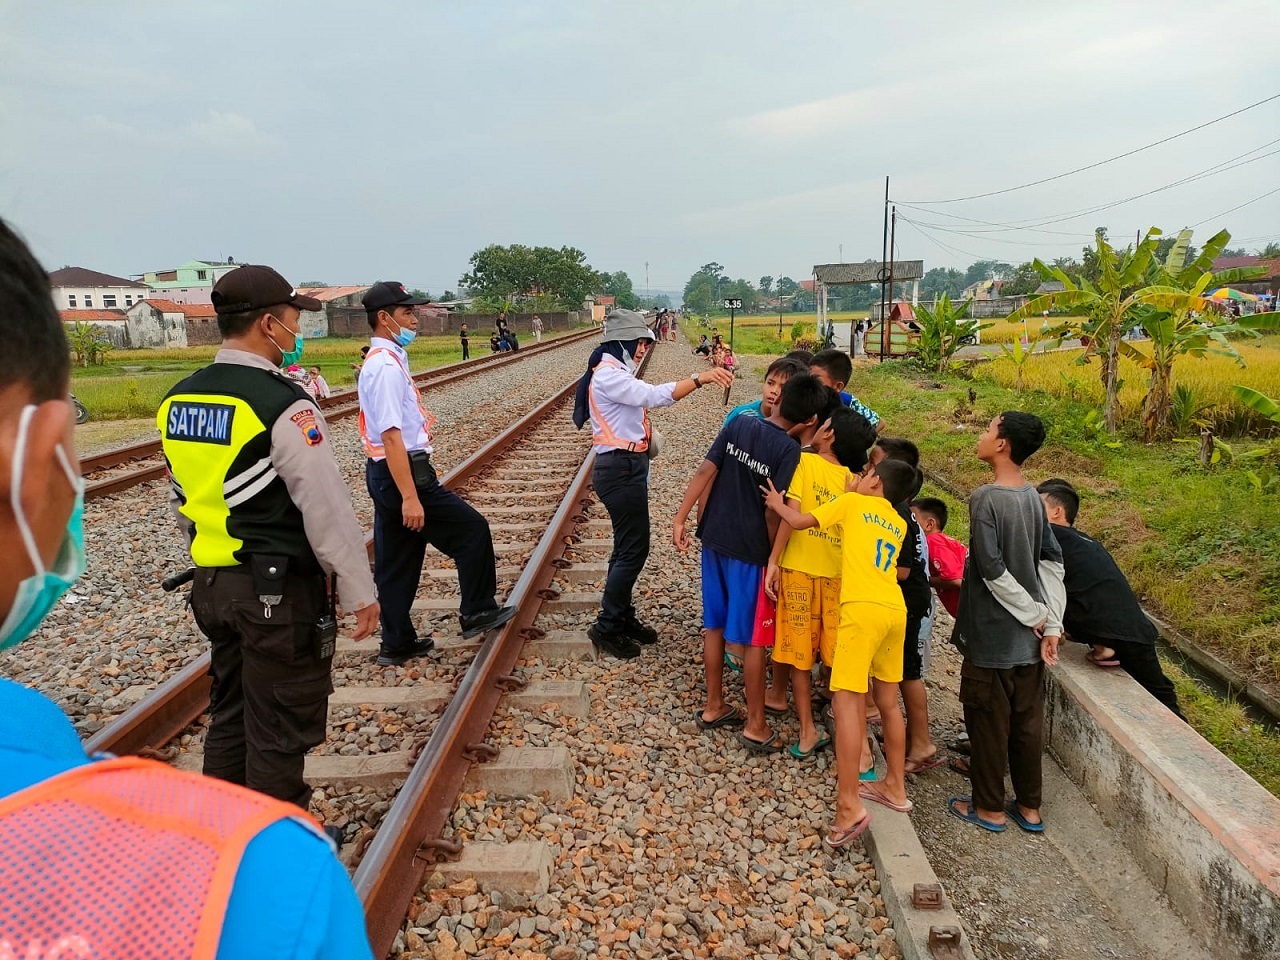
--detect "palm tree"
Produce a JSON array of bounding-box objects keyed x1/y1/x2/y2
[{"x1": 1257, "y1": 242, "x2": 1280, "y2": 259}]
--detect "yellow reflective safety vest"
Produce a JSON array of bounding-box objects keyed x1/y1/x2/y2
[{"x1": 157, "y1": 362, "x2": 320, "y2": 570}]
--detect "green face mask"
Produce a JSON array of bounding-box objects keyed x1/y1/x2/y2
[{"x1": 267, "y1": 317, "x2": 304, "y2": 367}]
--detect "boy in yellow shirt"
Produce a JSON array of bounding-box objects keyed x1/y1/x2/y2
[
  {"x1": 763, "y1": 458, "x2": 917, "y2": 848},
  {"x1": 765, "y1": 408, "x2": 878, "y2": 758}
]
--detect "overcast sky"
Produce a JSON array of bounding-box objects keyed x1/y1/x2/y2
[{"x1": 3, "y1": 1, "x2": 1278, "y2": 295}]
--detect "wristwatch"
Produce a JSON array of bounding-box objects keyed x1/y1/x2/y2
[{"x1": 691, "y1": 373, "x2": 703, "y2": 388}]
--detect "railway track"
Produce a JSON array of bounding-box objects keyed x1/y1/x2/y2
[
  {"x1": 85, "y1": 347, "x2": 651, "y2": 957},
  {"x1": 79, "y1": 326, "x2": 599, "y2": 500}
]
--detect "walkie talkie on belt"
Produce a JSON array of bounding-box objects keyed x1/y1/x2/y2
[{"x1": 315, "y1": 574, "x2": 338, "y2": 659}]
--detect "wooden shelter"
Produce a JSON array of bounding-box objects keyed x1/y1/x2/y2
[{"x1": 812, "y1": 260, "x2": 924, "y2": 358}]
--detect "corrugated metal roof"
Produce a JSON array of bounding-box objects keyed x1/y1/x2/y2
[
  {"x1": 813, "y1": 261, "x2": 924, "y2": 284},
  {"x1": 138, "y1": 298, "x2": 216, "y2": 317},
  {"x1": 60, "y1": 309, "x2": 127, "y2": 322},
  {"x1": 295, "y1": 285, "x2": 371, "y2": 302}
]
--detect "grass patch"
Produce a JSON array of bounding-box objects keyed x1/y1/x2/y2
[
  {"x1": 979, "y1": 334, "x2": 1280, "y2": 434},
  {"x1": 72, "y1": 328, "x2": 587, "y2": 421},
  {"x1": 1165, "y1": 657, "x2": 1280, "y2": 796}
]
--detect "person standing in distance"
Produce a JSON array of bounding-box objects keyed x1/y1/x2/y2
[
  {"x1": 460, "y1": 321, "x2": 470, "y2": 361},
  {"x1": 0, "y1": 222, "x2": 374, "y2": 959},
  {"x1": 572, "y1": 309, "x2": 733, "y2": 658},
  {"x1": 532, "y1": 314, "x2": 543, "y2": 343},
  {"x1": 158, "y1": 265, "x2": 379, "y2": 815},
  {"x1": 358, "y1": 282, "x2": 515, "y2": 666}
]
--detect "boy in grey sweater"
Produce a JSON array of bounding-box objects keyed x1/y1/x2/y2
[{"x1": 948, "y1": 412, "x2": 1066, "y2": 834}]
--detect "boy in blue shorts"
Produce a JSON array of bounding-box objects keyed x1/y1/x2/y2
[
  {"x1": 764, "y1": 458, "x2": 918, "y2": 847},
  {"x1": 675, "y1": 374, "x2": 830, "y2": 752}
]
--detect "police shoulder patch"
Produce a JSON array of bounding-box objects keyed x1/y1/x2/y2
[{"x1": 290, "y1": 408, "x2": 324, "y2": 446}]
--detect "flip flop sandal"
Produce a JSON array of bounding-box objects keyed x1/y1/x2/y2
[
  {"x1": 946, "y1": 736, "x2": 971, "y2": 755},
  {"x1": 765, "y1": 704, "x2": 789, "y2": 717},
  {"x1": 860, "y1": 784, "x2": 914, "y2": 813},
  {"x1": 696, "y1": 706, "x2": 745, "y2": 730},
  {"x1": 859, "y1": 766, "x2": 878, "y2": 782},
  {"x1": 824, "y1": 815, "x2": 871, "y2": 849},
  {"x1": 1004, "y1": 802, "x2": 1046, "y2": 833},
  {"x1": 738, "y1": 730, "x2": 784, "y2": 754},
  {"x1": 905, "y1": 755, "x2": 945, "y2": 775},
  {"x1": 947, "y1": 796, "x2": 1006, "y2": 833},
  {"x1": 723, "y1": 652, "x2": 745, "y2": 674},
  {"x1": 1087, "y1": 653, "x2": 1121, "y2": 667},
  {"x1": 948, "y1": 756, "x2": 970, "y2": 777},
  {"x1": 789, "y1": 734, "x2": 832, "y2": 759}
]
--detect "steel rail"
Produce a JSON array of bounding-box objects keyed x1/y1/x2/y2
[
  {"x1": 79, "y1": 326, "x2": 599, "y2": 499},
  {"x1": 84, "y1": 374, "x2": 591, "y2": 756},
  {"x1": 352, "y1": 348, "x2": 653, "y2": 957}
]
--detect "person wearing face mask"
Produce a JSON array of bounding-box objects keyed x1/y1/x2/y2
[
  {"x1": 358, "y1": 282, "x2": 515, "y2": 666},
  {"x1": 571, "y1": 309, "x2": 733, "y2": 659},
  {"x1": 157, "y1": 265, "x2": 380, "y2": 816},
  {"x1": 0, "y1": 222, "x2": 374, "y2": 958}
]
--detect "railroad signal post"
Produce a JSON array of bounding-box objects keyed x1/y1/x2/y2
[{"x1": 722, "y1": 298, "x2": 742, "y2": 350}]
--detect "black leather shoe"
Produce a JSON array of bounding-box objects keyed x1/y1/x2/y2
[
  {"x1": 588, "y1": 623, "x2": 641, "y2": 660},
  {"x1": 323, "y1": 824, "x2": 345, "y2": 848},
  {"x1": 376, "y1": 636, "x2": 436, "y2": 666},
  {"x1": 460, "y1": 605, "x2": 517, "y2": 639},
  {"x1": 622, "y1": 616, "x2": 658, "y2": 645}
]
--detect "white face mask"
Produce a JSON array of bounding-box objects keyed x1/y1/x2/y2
[{"x1": 0, "y1": 405, "x2": 87, "y2": 650}]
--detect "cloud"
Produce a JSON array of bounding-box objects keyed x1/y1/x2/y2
[{"x1": 86, "y1": 110, "x2": 277, "y2": 152}]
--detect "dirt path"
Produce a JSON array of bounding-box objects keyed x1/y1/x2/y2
[
  {"x1": 910, "y1": 621, "x2": 1211, "y2": 960},
  {"x1": 74, "y1": 417, "x2": 157, "y2": 456}
]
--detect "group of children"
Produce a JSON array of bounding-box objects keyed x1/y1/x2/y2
[{"x1": 673, "y1": 345, "x2": 1182, "y2": 847}]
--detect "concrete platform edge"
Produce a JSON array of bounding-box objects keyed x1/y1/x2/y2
[
  {"x1": 862, "y1": 809, "x2": 978, "y2": 960},
  {"x1": 1045, "y1": 644, "x2": 1280, "y2": 960}
]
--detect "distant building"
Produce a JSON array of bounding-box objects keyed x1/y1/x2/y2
[
  {"x1": 137, "y1": 260, "x2": 239, "y2": 305},
  {"x1": 294, "y1": 285, "x2": 372, "y2": 337},
  {"x1": 961, "y1": 278, "x2": 1004, "y2": 301},
  {"x1": 49, "y1": 267, "x2": 150, "y2": 311},
  {"x1": 59, "y1": 308, "x2": 130, "y2": 348}
]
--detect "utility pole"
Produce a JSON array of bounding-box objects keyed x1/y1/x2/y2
[
  {"x1": 839, "y1": 243, "x2": 843, "y2": 263},
  {"x1": 880, "y1": 176, "x2": 890, "y2": 359},
  {"x1": 645, "y1": 261, "x2": 650, "y2": 303},
  {"x1": 883, "y1": 205, "x2": 897, "y2": 362}
]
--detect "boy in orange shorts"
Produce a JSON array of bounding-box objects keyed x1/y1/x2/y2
[
  {"x1": 764, "y1": 458, "x2": 918, "y2": 847},
  {"x1": 765, "y1": 408, "x2": 877, "y2": 758}
]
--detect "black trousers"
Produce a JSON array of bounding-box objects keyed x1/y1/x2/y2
[
  {"x1": 960, "y1": 660, "x2": 1044, "y2": 814},
  {"x1": 592, "y1": 450, "x2": 651, "y2": 633},
  {"x1": 1074, "y1": 633, "x2": 1184, "y2": 719},
  {"x1": 366, "y1": 457, "x2": 498, "y2": 651},
  {"x1": 190, "y1": 568, "x2": 332, "y2": 810},
  {"x1": 461, "y1": 340, "x2": 470, "y2": 360}
]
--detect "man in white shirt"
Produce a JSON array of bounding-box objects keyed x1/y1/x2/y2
[{"x1": 357, "y1": 282, "x2": 515, "y2": 666}]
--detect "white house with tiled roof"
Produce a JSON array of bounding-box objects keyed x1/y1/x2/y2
[{"x1": 49, "y1": 267, "x2": 150, "y2": 311}]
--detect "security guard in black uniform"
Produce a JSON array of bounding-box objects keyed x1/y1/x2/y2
[{"x1": 158, "y1": 265, "x2": 379, "y2": 811}]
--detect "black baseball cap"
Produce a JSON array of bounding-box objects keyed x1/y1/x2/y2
[
  {"x1": 362, "y1": 281, "x2": 431, "y2": 312},
  {"x1": 211, "y1": 265, "x2": 322, "y2": 315}
]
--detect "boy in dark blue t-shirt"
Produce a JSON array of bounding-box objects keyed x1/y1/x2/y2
[{"x1": 675, "y1": 374, "x2": 830, "y2": 752}]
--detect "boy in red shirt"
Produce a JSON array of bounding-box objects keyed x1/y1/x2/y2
[{"x1": 911, "y1": 497, "x2": 966, "y2": 618}]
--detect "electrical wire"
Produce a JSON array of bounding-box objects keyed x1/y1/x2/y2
[
  {"x1": 897, "y1": 92, "x2": 1280, "y2": 203},
  {"x1": 1190, "y1": 185, "x2": 1280, "y2": 229},
  {"x1": 896, "y1": 139, "x2": 1280, "y2": 236}
]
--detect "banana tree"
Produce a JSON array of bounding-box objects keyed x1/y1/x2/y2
[
  {"x1": 1006, "y1": 229, "x2": 1164, "y2": 433},
  {"x1": 910, "y1": 295, "x2": 986, "y2": 373},
  {"x1": 1122, "y1": 229, "x2": 1275, "y2": 439}
]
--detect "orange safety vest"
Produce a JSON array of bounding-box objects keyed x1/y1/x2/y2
[
  {"x1": 357, "y1": 346, "x2": 436, "y2": 459},
  {"x1": 588, "y1": 356, "x2": 649, "y2": 453},
  {"x1": 0, "y1": 756, "x2": 321, "y2": 960}
]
